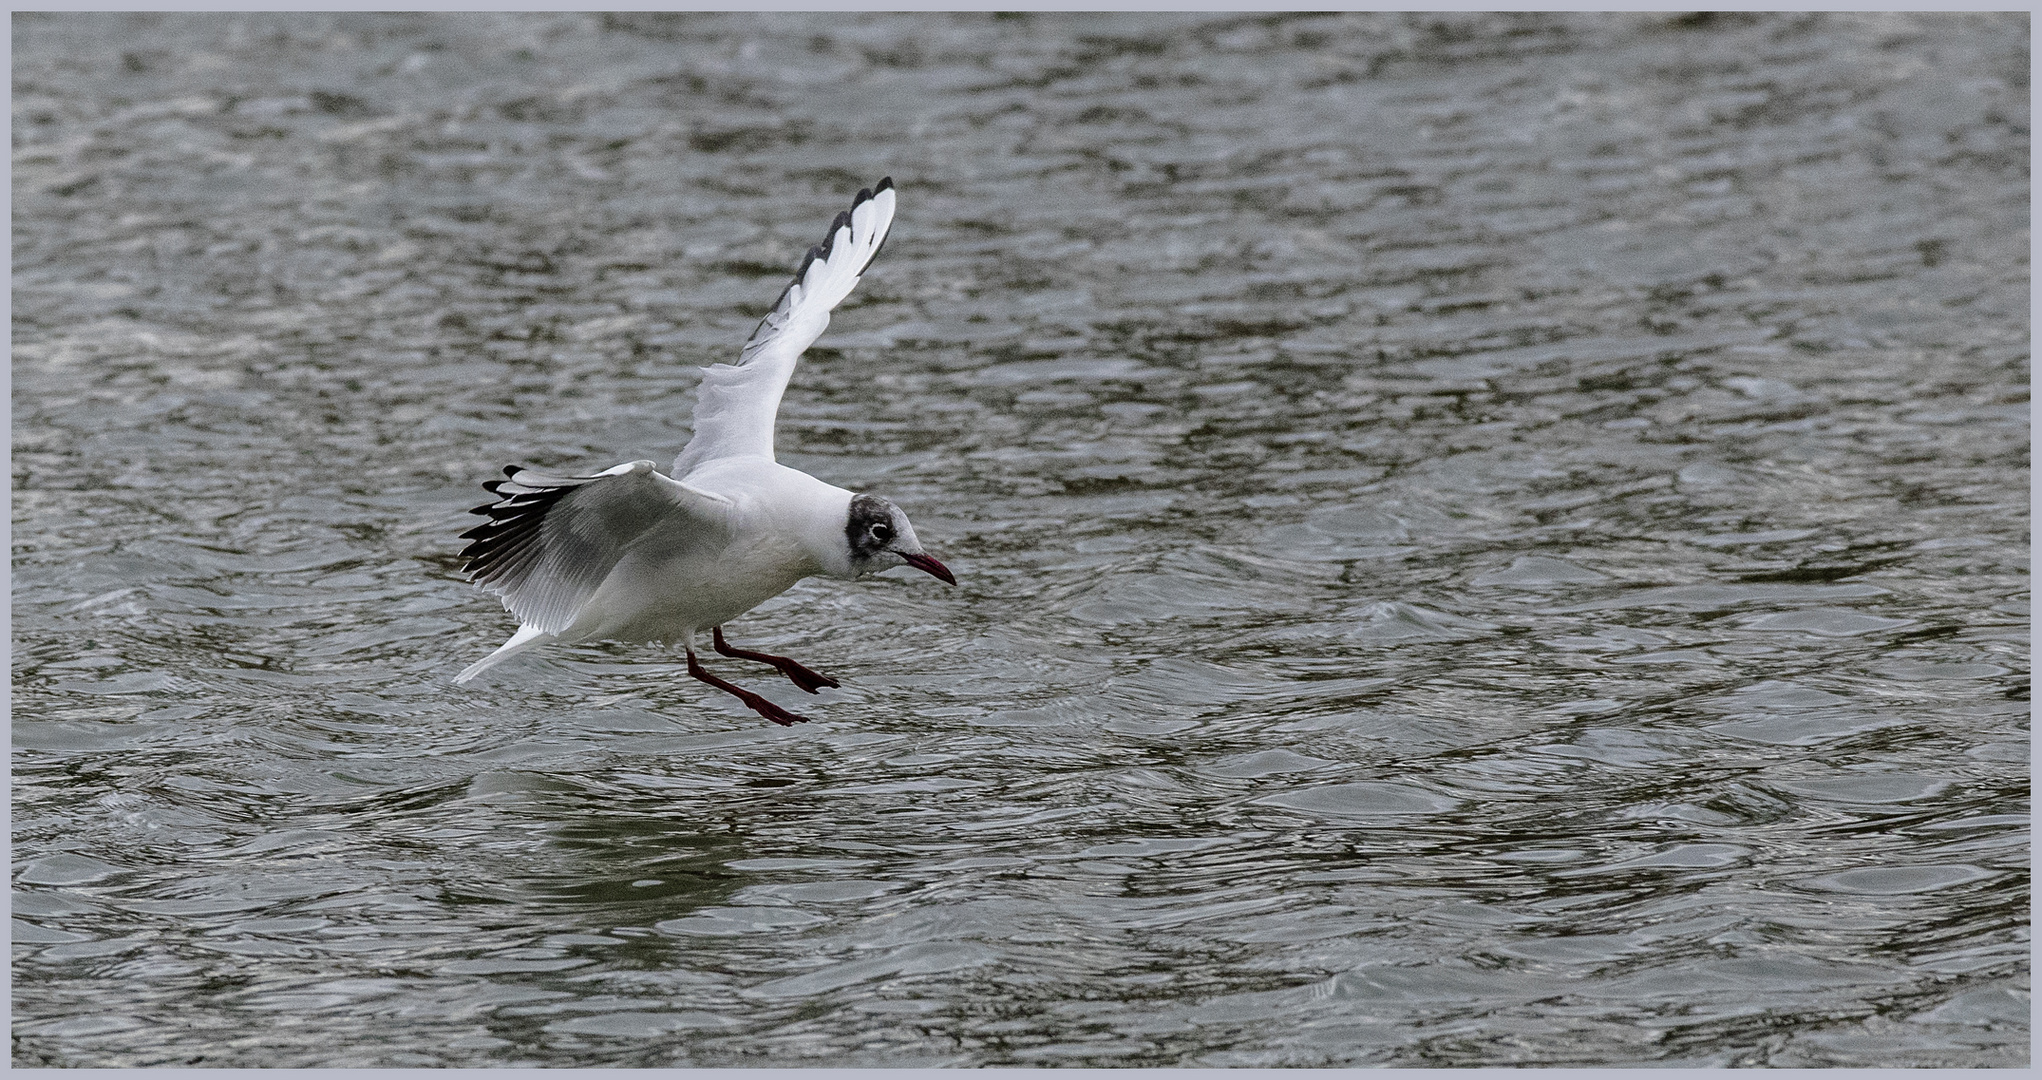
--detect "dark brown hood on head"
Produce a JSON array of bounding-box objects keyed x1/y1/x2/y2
[{"x1": 845, "y1": 493, "x2": 896, "y2": 560}]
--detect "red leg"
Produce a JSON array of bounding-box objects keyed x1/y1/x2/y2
[
  {"x1": 687, "y1": 649, "x2": 809, "y2": 727},
  {"x1": 713, "y1": 626, "x2": 840, "y2": 694}
]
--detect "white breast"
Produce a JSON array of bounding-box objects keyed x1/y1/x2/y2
[{"x1": 558, "y1": 458, "x2": 854, "y2": 644}]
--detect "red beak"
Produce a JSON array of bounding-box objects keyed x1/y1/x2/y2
[{"x1": 899, "y1": 552, "x2": 956, "y2": 586}]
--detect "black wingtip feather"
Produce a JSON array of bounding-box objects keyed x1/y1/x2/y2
[
  {"x1": 820, "y1": 210, "x2": 852, "y2": 259},
  {"x1": 798, "y1": 181, "x2": 891, "y2": 285},
  {"x1": 737, "y1": 178, "x2": 896, "y2": 365},
  {"x1": 458, "y1": 467, "x2": 583, "y2": 579},
  {"x1": 858, "y1": 179, "x2": 893, "y2": 265}
]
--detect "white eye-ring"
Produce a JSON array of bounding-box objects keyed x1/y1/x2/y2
[{"x1": 870, "y1": 523, "x2": 892, "y2": 542}]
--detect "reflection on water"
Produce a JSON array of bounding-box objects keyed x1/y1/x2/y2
[{"x1": 13, "y1": 10, "x2": 2028, "y2": 1068}]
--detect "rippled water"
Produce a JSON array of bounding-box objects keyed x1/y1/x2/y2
[{"x1": 12, "y1": 11, "x2": 2029, "y2": 1068}]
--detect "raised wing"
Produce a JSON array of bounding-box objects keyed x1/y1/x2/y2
[
  {"x1": 458, "y1": 460, "x2": 732, "y2": 634},
  {"x1": 674, "y1": 178, "x2": 896, "y2": 477}
]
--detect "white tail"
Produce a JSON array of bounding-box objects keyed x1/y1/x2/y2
[{"x1": 454, "y1": 625, "x2": 555, "y2": 684}]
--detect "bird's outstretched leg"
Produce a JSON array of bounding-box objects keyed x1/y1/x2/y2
[
  {"x1": 686, "y1": 649, "x2": 809, "y2": 727},
  {"x1": 713, "y1": 626, "x2": 840, "y2": 694}
]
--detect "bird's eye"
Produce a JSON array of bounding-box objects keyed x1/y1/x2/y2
[{"x1": 870, "y1": 523, "x2": 892, "y2": 542}]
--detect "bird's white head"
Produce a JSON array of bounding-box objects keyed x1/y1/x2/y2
[{"x1": 838, "y1": 493, "x2": 955, "y2": 585}]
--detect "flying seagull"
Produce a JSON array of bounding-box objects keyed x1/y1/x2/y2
[{"x1": 453, "y1": 178, "x2": 953, "y2": 726}]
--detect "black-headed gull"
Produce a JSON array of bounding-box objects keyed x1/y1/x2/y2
[{"x1": 453, "y1": 178, "x2": 953, "y2": 726}]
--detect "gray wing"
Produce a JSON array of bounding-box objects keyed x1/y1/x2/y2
[{"x1": 458, "y1": 459, "x2": 732, "y2": 634}]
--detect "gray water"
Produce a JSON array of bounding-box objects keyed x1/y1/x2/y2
[{"x1": 11, "y1": 11, "x2": 2029, "y2": 1068}]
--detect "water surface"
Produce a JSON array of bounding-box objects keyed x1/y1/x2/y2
[{"x1": 12, "y1": 11, "x2": 2029, "y2": 1067}]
